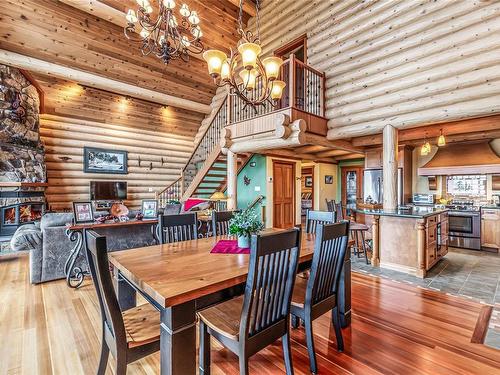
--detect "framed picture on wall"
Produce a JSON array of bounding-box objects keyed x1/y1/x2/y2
[
  {"x1": 83, "y1": 147, "x2": 128, "y2": 174},
  {"x1": 325, "y1": 175, "x2": 333, "y2": 184},
  {"x1": 141, "y1": 199, "x2": 158, "y2": 219},
  {"x1": 72, "y1": 201, "x2": 94, "y2": 224},
  {"x1": 305, "y1": 176, "x2": 313, "y2": 187}
]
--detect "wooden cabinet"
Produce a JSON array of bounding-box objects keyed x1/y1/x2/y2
[
  {"x1": 481, "y1": 208, "x2": 500, "y2": 250},
  {"x1": 365, "y1": 150, "x2": 383, "y2": 169},
  {"x1": 425, "y1": 213, "x2": 448, "y2": 269}
]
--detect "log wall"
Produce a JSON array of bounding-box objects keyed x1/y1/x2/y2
[
  {"x1": 249, "y1": 0, "x2": 500, "y2": 138},
  {"x1": 35, "y1": 74, "x2": 198, "y2": 211}
]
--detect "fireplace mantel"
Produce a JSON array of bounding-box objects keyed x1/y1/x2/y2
[{"x1": 0, "y1": 182, "x2": 48, "y2": 188}]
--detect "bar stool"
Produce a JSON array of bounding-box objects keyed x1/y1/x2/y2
[{"x1": 349, "y1": 222, "x2": 371, "y2": 264}]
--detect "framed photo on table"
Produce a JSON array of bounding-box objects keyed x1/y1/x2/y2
[
  {"x1": 72, "y1": 201, "x2": 94, "y2": 224},
  {"x1": 141, "y1": 199, "x2": 158, "y2": 219}
]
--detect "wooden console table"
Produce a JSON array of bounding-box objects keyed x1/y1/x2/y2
[{"x1": 64, "y1": 219, "x2": 158, "y2": 288}]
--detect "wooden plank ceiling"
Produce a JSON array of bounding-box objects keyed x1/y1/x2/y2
[{"x1": 0, "y1": 0, "x2": 252, "y2": 123}]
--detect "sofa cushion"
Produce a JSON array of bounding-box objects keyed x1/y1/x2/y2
[
  {"x1": 10, "y1": 224, "x2": 42, "y2": 252},
  {"x1": 40, "y1": 212, "x2": 74, "y2": 231}
]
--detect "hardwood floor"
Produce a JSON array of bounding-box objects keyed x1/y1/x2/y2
[{"x1": 1, "y1": 253, "x2": 499, "y2": 374}]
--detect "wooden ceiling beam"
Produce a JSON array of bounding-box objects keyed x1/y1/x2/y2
[
  {"x1": 0, "y1": 49, "x2": 211, "y2": 114},
  {"x1": 304, "y1": 134, "x2": 366, "y2": 154},
  {"x1": 295, "y1": 145, "x2": 328, "y2": 154},
  {"x1": 314, "y1": 149, "x2": 350, "y2": 158},
  {"x1": 58, "y1": 0, "x2": 133, "y2": 29},
  {"x1": 352, "y1": 115, "x2": 500, "y2": 147},
  {"x1": 333, "y1": 153, "x2": 366, "y2": 161},
  {"x1": 226, "y1": 0, "x2": 257, "y2": 17}
]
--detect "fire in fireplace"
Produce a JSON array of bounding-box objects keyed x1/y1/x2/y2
[{"x1": 0, "y1": 203, "x2": 45, "y2": 236}]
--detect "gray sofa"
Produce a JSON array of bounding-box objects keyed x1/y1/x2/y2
[{"x1": 11, "y1": 212, "x2": 157, "y2": 284}]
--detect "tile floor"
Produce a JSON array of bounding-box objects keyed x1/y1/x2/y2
[{"x1": 351, "y1": 247, "x2": 500, "y2": 350}]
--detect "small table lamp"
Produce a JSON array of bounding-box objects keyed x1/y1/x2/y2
[{"x1": 210, "y1": 191, "x2": 227, "y2": 212}]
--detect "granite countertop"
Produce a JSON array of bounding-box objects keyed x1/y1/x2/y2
[{"x1": 353, "y1": 207, "x2": 448, "y2": 219}]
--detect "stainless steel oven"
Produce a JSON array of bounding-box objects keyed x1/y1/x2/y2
[{"x1": 448, "y1": 210, "x2": 481, "y2": 250}]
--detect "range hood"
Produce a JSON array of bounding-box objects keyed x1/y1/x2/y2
[{"x1": 418, "y1": 141, "x2": 500, "y2": 176}]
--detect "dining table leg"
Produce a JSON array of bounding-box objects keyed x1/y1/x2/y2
[
  {"x1": 160, "y1": 300, "x2": 197, "y2": 375},
  {"x1": 113, "y1": 271, "x2": 136, "y2": 311}
]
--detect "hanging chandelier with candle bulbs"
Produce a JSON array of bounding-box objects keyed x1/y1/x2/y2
[
  {"x1": 203, "y1": 0, "x2": 286, "y2": 109},
  {"x1": 124, "y1": 0, "x2": 204, "y2": 64}
]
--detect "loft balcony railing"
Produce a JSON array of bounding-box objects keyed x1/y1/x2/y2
[
  {"x1": 157, "y1": 55, "x2": 325, "y2": 206},
  {"x1": 229, "y1": 54, "x2": 325, "y2": 124}
]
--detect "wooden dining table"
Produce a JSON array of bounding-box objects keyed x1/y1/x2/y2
[{"x1": 108, "y1": 231, "x2": 351, "y2": 375}]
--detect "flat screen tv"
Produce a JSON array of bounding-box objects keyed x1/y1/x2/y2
[{"x1": 90, "y1": 181, "x2": 127, "y2": 201}]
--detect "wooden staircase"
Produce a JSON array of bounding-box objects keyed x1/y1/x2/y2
[{"x1": 157, "y1": 97, "x2": 252, "y2": 206}]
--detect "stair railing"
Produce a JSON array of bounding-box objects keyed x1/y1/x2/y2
[
  {"x1": 157, "y1": 98, "x2": 227, "y2": 206},
  {"x1": 157, "y1": 176, "x2": 182, "y2": 208}
]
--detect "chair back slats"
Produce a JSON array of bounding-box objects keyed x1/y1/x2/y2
[
  {"x1": 325, "y1": 199, "x2": 335, "y2": 213},
  {"x1": 335, "y1": 203, "x2": 344, "y2": 221},
  {"x1": 212, "y1": 210, "x2": 238, "y2": 236},
  {"x1": 159, "y1": 213, "x2": 198, "y2": 243},
  {"x1": 307, "y1": 222, "x2": 349, "y2": 306},
  {"x1": 240, "y1": 229, "x2": 301, "y2": 338},
  {"x1": 306, "y1": 210, "x2": 336, "y2": 233},
  {"x1": 85, "y1": 230, "x2": 127, "y2": 345}
]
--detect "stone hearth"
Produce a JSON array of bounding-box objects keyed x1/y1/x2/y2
[
  {"x1": 1, "y1": 64, "x2": 46, "y2": 241},
  {"x1": 0, "y1": 64, "x2": 46, "y2": 183}
]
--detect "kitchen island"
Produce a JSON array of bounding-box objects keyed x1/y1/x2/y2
[{"x1": 353, "y1": 207, "x2": 449, "y2": 278}]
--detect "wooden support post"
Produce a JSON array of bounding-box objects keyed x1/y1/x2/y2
[
  {"x1": 289, "y1": 54, "x2": 295, "y2": 108},
  {"x1": 383, "y1": 125, "x2": 398, "y2": 210},
  {"x1": 416, "y1": 219, "x2": 426, "y2": 278},
  {"x1": 371, "y1": 215, "x2": 380, "y2": 266},
  {"x1": 227, "y1": 151, "x2": 237, "y2": 210}
]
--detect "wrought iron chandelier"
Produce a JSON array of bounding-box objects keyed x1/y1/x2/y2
[
  {"x1": 203, "y1": 0, "x2": 286, "y2": 109},
  {"x1": 124, "y1": 0, "x2": 204, "y2": 64}
]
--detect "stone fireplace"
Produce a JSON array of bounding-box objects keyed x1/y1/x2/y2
[{"x1": 0, "y1": 64, "x2": 47, "y2": 237}]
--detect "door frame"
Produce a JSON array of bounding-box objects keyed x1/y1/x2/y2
[
  {"x1": 301, "y1": 166, "x2": 314, "y2": 211},
  {"x1": 274, "y1": 34, "x2": 307, "y2": 62},
  {"x1": 273, "y1": 160, "x2": 296, "y2": 228},
  {"x1": 340, "y1": 166, "x2": 364, "y2": 211}
]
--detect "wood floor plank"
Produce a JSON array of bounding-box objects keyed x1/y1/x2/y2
[
  {"x1": 471, "y1": 305, "x2": 494, "y2": 344},
  {"x1": 1, "y1": 254, "x2": 499, "y2": 374}
]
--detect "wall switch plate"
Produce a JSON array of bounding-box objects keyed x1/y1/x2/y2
[
  {"x1": 148, "y1": 187, "x2": 153, "y2": 192},
  {"x1": 254, "y1": 186, "x2": 261, "y2": 192}
]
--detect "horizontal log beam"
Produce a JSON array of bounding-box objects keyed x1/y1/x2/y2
[
  {"x1": 0, "y1": 49, "x2": 211, "y2": 114},
  {"x1": 352, "y1": 115, "x2": 500, "y2": 146}
]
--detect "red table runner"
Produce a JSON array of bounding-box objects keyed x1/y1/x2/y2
[{"x1": 210, "y1": 240, "x2": 250, "y2": 254}]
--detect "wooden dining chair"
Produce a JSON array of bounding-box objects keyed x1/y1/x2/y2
[
  {"x1": 212, "y1": 210, "x2": 239, "y2": 236},
  {"x1": 290, "y1": 222, "x2": 350, "y2": 374},
  {"x1": 305, "y1": 209, "x2": 336, "y2": 234},
  {"x1": 85, "y1": 230, "x2": 160, "y2": 375},
  {"x1": 325, "y1": 198, "x2": 335, "y2": 212},
  {"x1": 198, "y1": 228, "x2": 302, "y2": 375},
  {"x1": 335, "y1": 202, "x2": 344, "y2": 221},
  {"x1": 158, "y1": 212, "x2": 198, "y2": 244}
]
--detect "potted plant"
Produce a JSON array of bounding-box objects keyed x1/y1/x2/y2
[{"x1": 229, "y1": 208, "x2": 264, "y2": 248}]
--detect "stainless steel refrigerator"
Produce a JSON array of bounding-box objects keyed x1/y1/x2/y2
[{"x1": 363, "y1": 169, "x2": 403, "y2": 206}]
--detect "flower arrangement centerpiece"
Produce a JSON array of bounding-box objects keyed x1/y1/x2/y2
[{"x1": 229, "y1": 208, "x2": 264, "y2": 248}]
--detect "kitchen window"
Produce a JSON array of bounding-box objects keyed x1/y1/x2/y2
[{"x1": 446, "y1": 175, "x2": 486, "y2": 196}]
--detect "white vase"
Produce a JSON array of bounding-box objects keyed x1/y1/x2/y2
[{"x1": 237, "y1": 235, "x2": 250, "y2": 248}]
